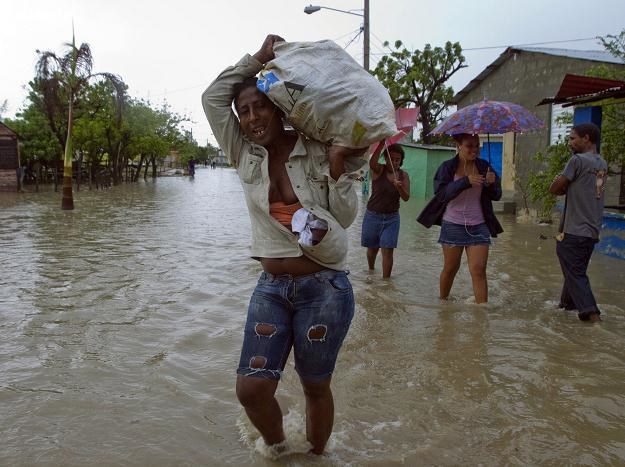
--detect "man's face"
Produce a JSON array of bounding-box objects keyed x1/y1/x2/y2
[
  {"x1": 235, "y1": 87, "x2": 282, "y2": 146},
  {"x1": 568, "y1": 130, "x2": 588, "y2": 154}
]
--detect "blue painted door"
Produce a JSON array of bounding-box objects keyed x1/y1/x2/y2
[{"x1": 480, "y1": 142, "x2": 503, "y2": 176}]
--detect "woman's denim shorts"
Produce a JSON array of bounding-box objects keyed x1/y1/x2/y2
[
  {"x1": 237, "y1": 269, "x2": 355, "y2": 382},
  {"x1": 361, "y1": 209, "x2": 400, "y2": 249},
  {"x1": 438, "y1": 220, "x2": 491, "y2": 247}
]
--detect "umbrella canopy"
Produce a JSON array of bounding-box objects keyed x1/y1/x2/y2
[
  {"x1": 430, "y1": 100, "x2": 544, "y2": 135},
  {"x1": 372, "y1": 107, "x2": 419, "y2": 153}
]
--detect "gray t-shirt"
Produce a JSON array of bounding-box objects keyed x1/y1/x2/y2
[{"x1": 561, "y1": 152, "x2": 608, "y2": 239}]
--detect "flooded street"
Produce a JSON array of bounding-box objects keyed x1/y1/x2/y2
[{"x1": 2, "y1": 168, "x2": 625, "y2": 466}]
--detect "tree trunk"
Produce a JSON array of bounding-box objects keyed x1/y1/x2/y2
[
  {"x1": 420, "y1": 112, "x2": 433, "y2": 144},
  {"x1": 52, "y1": 164, "x2": 59, "y2": 192},
  {"x1": 134, "y1": 154, "x2": 145, "y2": 182},
  {"x1": 151, "y1": 156, "x2": 157, "y2": 179},
  {"x1": 88, "y1": 158, "x2": 93, "y2": 191},
  {"x1": 111, "y1": 141, "x2": 123, "y2": 185},
  {"x1": 144, "y1": 156, "x2": 150, "y2": 180},
  {"x1": 61, "y1": 92, "x2": 74, "y2": 210},
  {"x1": 76, "y1": 152, "x2": 83, "y2": 191}
]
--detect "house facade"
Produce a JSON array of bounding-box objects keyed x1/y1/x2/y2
[
  {"x1": 453, "y1": 47, "x2": 625, "y2": 206},
  {"x1": 400, "y1": 143, "x2": 456, "y2": 198},
  {"x1": 0, "y1": 121, "x2": 20, "y2": 192}
]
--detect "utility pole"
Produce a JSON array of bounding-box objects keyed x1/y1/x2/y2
[
  {"x1": 304, "y1": 2, "x2": 370, "y2": 70},
  {"x1": 363, "y1": 0, "x2": 370, "y2": 71}
]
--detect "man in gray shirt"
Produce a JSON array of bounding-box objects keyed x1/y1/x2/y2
[{"x1": 549, "y1": 123, "x2": 607, "y2": 322}]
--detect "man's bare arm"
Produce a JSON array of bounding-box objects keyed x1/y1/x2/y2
[
  {"x1": 327, "y1": 146, "x2": 366, "y2": 181},
  {"x1": 549, "y1": 175, "x2": 569, "y2": 195}
]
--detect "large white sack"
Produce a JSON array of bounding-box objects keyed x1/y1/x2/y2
[{"x1": 257, "y1": 40, "x2": 397, "y2": 148}]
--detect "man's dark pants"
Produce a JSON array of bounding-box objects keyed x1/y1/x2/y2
[{"x1": 556, "y1": 233, "x2": 600, "y2": 320}]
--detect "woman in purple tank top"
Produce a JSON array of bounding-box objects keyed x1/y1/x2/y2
[
  {"x1": 361, "y1": 143, "x2": 411, "y2": 278},
  {"x1": 437, "y1": 134, "x2": 499, "y2": 303}
]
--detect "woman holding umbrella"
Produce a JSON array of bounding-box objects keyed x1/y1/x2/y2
[
  {"x1": 417, "y1": 133, "x2": 503, "y2": 303},
  {"x1": 419, "y1": 100, "x2": 543, "y2": 303},
  {"x1": 361, "y1": 141, "x2": 410, "y2": 278}
]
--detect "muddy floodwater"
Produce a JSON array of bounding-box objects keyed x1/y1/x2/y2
[{"x1": 1, "y1": 168, "x2": 624, "y2": 466}]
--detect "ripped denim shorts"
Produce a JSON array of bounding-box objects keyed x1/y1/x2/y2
[{"x1": 237, "y1": 269, "x2": 355, "y2": 382}]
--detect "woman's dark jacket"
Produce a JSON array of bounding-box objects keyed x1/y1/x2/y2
[{"x1": 417, "y1": 155, "x2": 504, "y2": 237}]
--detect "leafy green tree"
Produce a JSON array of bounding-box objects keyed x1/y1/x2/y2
[
  {"x1": 9, "y1": 38, "x2": 203, "y2": 191},
  {"x1": 178, "y1": 130, "x2": 199, "y2": 166},
  {"x1": 586, "y1": 29, "x2": 625, "y2": 203},
  {"x1": 5, "y1": 104, "x2": 62, "y2": 163},
  {"x1": 193, "y1": 142, "x2": 220, "y2": 165},
  {"x1": 72, "y1": 80, "x2": 135, "y2": 185},
  {"x1": 35, "y1": 31, "x2": 125, "y2": 209},
  {"x1": 527, "y1": 142, "x2": 570, "y2": 221},
  {"x1": 599, "y1": 30, "x2": 625, "y2": 62},
  {"x1": 26, "y1": 77, "x2": 69, "y2": 165},
  {"x1": 123, "y1": 99, "x2": 171, "y2": 180},
  {"x1": 194, "y1": 145, "x2": 209, "y2": 164},
  {"x1": 149, "y1": 102, "x2": 190, "y2": 178},
  {"x1": 372, "y1": 40, "x2": 466, "y2": 143}
]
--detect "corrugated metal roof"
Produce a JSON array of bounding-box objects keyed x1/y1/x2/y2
[
  {"x1": 453, "y1": 46, "x2": 625, "y2": 104},
  {"x1": 513, "y1": 47, "x2": 625, "y2": 65},
  {"x1": 538, "y1": 73, "x2": 625, "y2": 107},
  {"x1": 548, "y1": 74, "x2": 624, "y2": 99}
]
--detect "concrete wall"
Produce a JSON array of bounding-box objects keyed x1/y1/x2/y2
[
  {"x1": 401, "y1": 144, "x2": 456, "y2": 198},
  {"x1": 501, "y1": 133, "x2": 516, "y2": 193},
  {"x1": 456, "y1": 50, "x2": 624, "y2": 205},
  {"x1": 0, "y1": 169, "x2": 18, "y2": 191},
  {"x1": 401, "y1": 146, "x2": 428, "y2": 197}
]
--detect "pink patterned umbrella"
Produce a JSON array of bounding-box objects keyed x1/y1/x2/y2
[
  {"x1": 430, "y1": 100, "x2": 544, "y2": 162},
  {"x1": 431, "y1": 100, "x2": 544, "y2": 135}
]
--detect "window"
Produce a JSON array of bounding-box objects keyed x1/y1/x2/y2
[{"x1": 550, "y1": 103, "x2": 574, "y2": 145}]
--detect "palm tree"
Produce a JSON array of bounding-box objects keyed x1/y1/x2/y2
[{"x1": 36, "y1": 29, "x2": 125, "y2": 210}]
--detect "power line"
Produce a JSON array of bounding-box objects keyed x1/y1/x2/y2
[
  {"x1": 367, "y1": 32, "x2": 601, "y2": 53},
  {"x1": 369, "y1": 44, "x2": 387, "y2": 57},
  {"x1": 365, "y1": 34, "x2": 604, "y2": 59},
  {"x1": 148, "y1": 28, "x2": 365, "y2": 99},
  {"x1": 463, "y1": 36, "x2": 599, "y2": 51},
  {"x1": 147, "y1": 36, "x2": 604, "y2": 98},
  {"x1": 369, "y1": 33, "x2": 390, "y2": 56},
  {"x1": 333, "y1": 28, "x2": 362, "y2": 42},
  {"x1": 370, "y1": 31, "x2": 392, "y2": 51},
  {"x1": 344, "y1": 29, "x2": 363, "y2": 49},
  {"x1": 147, "y1": 82, "x2": 208, "y2": 98}
]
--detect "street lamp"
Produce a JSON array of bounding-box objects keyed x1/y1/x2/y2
[{"x1": 304, "y1": 1, "x2": 370, "y2": 71}]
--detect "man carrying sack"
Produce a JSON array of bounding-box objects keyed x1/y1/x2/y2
[{"x1": 202, "y1": 34, "x2": 391, "y2": 455}]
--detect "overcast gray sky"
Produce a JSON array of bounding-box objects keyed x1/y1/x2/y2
[{"x1": 2, "y1": 0, "x2": 624, "y2": 145}]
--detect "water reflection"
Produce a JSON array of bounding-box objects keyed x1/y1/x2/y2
[{"x1": 1, "y1": 168, "x2": 624, "y2": 465}]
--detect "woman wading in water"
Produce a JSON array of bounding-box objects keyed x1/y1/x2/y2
[{"x1": 418, "y1": 133, "x2": 502, "y2": 303}]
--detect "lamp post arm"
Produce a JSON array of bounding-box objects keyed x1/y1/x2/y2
[
  {"x1": 303, "y1": 2, "x2": 369, "y2": 71},
  {"x1": 309, "y1": 5, "x2": 364, "y2": 16}
]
